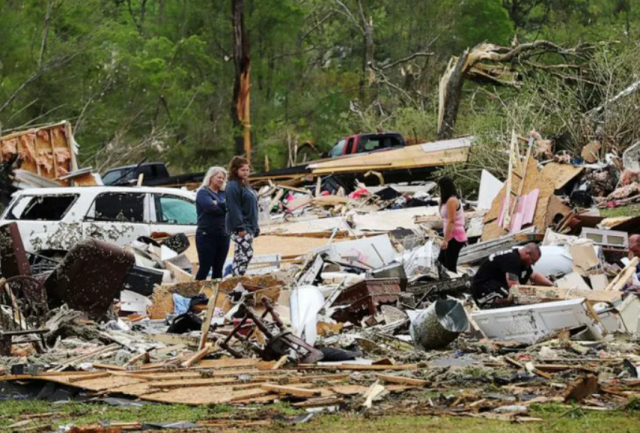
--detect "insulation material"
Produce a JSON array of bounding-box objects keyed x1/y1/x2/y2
[
  {"x1": 483, "y1": 156, "x2": 572, "y2": 241},
  {"x1": 0, "y1": 121, "x2": 77, "y2": 185},
  {"x1": 497, "y1": 189, "x2": 539, "y2": 233}
]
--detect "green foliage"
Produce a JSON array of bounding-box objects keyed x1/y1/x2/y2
[
  {"x1": 456, "y1": 0, "x2": 514, "y2": 49},
  {"x1": 0, "y1": 0, "x2": 639, "y2": 174}
]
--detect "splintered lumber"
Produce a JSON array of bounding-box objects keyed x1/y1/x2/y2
[
  {"x1": 308, "y1": 139, "x2": 470, "y2": 175},
  {"x1": 512, "y1": 286, "x2": 623, "y2": 304},
  {"x1": 272, "y1": 355, "x2": 288, "y2": 370},
  {"x1": 362, "y1": 381, "x2": 388, "y2": 408},
  {"x1": 90, "y1": 363, "x2": 127, "y2": 371},
  {"x1": 199, "y1": 282, "x2": 220, "y2": 350},
  {"x1": 227, "y1": 389, "x2": 272, "y2": 402},
  {"x1": 605, "y1": 257, "x2": 639, "y2": 291},
  {"x1": 297, "y1": 364, "x2": 418, "y2": 371},
  {"x1": 261, "y1": 383, "x2": 321, "y2": 398},
  {"x1": 375, "y1": 374, "x2": 428, "y2": 386},
  {"x1": 67, "y1": 372, "x2": 112, "y2": 383},
  {"x1": 181, "y1": 347, "x2": 213, "y2": 368},
  {"x1": 165, "y1": 261, "x2": 193, "y2": 283},
  {"x1": 50, "y1": 344, "x2": 120, "y2": 372},
  {"x1": 293, "y1": 397, "x2": 345, "y2": 408}
]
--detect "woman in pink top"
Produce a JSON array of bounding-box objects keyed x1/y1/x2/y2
[{"x1": 438, "y1": 176, "x2": 467, "y2": 273}]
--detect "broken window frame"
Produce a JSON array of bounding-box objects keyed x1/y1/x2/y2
[
  {"x1": 4, "y1": 194, "x2": 79, "y2": 221},
  {"x1": 150, "y1": 193, "x2": 197, "y2": 226},
  {"x1": 84, "y1": 192, "x2": 149, "y2": 224}
]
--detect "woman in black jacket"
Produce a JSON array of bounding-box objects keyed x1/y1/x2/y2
[
  {"x1": 225, "y1": 156, "x2": 259, "y2": 276},
  {"x1": 194, "y1": 166, "x2": 230, "y2": 280}
]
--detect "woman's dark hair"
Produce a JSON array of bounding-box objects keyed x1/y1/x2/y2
[
  {"x1": 438, "y1": 176, "x2": 458, "y2": 207},
  {"x1": 228, "y1": 156, "x2": 250, "y2": 185}
]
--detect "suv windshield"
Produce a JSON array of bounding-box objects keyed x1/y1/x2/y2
[{"x1": 6, "y1": 195, "x2": 78, "y2": 220}]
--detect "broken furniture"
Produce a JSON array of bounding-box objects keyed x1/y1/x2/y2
[
  {"x1": 580, "y1": 228, "x2": 629, "y2": 249},
  {"x1": 472, "y1": 298, "x2": 606, "y2": 344},
  {"x1": 0, "y1": 276, "x2": 49, "y2": 356},
  {"x1": 0, "y1": 222, "x2": 31, "y2": 278},
  {"x1": 216, "y1": 297, "x2": 324, "y2": 364},
  {"x1": 331, "y1": 278, "x2": 402, "y2": 323},
  {"x1": 44, "y1": 238, "x2": 135, "y2": 318}
]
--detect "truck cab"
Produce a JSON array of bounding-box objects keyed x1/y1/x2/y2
[
  {"x1": 102, "y1": 163, "x2": 170, "y2": 186},
  {"x1": 329, "y1": 132, "x2": 405, "y2": 158}
]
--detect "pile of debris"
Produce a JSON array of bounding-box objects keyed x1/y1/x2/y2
[{"x1": 1, "y1": 129, "x2": 640, "y2": 427}]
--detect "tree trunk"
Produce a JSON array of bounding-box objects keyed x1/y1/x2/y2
[
  {"x1": 231, "y1": 0, "x2": 251, "y2": 159},
  {"x1": 356, "y1": 0, "x2": 373, "y2": 102},
  {"x1": 437, "y1": 51, "x2": 469, "y2": 140}
]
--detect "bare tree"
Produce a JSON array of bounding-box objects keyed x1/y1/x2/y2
[{"x1": 231, "y1": 0, "x2": 251, "y2": 159}]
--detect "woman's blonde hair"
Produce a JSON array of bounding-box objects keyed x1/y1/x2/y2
[{"x1": 200, "y1": 166, "x2": 227, "y2": 190}]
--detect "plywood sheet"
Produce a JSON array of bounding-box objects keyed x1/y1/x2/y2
[
  {"x1": 541, "y1": 163, "x2": 584, "y2": 190},
  {"x1": 483, "y1": 156, "x2": 568, "y2": 241},
  {"x1": 309, "y1": 145, "x2": 469, "y2": 174}
]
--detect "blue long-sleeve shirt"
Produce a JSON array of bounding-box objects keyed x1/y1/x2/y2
[
  {"x1": 225, "y1": 179, "x2": 259, "y2": 236},
  {"x1": 196, "y1": 188, "x2": 227, "y2": 235}
]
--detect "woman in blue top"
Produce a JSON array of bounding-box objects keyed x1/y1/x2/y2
[
  {"x1": 195, "y1": 166, "x2": 230, "y2": 280},
  {"x1": 226, "y1": 156, "x2": 259, "y2": 276}
]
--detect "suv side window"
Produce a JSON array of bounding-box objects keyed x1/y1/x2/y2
[
  {"x1": 154, "y1": 195, "x2": 197, "y2": 225},
  {"x1": 6, "y1": 195, "x2": 78, "y2": 221},
  {"x1": 89, "y1": 192, "x2": 146, "y2": 223}
]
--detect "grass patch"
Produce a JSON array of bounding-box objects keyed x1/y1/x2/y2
[
  {"x1": 2, "y1": 400, "x2": 640, "y2": 432},
  {"x1": 599, "y1": 204, "x2": 640, "y2": 218},
  {"x1": 0, "y1": 399, "x2": 302, "y2": 429}
]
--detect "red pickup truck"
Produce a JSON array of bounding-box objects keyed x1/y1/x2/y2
[{"x1": 328, "y1": 132, "x2": 405, "y2": 157}]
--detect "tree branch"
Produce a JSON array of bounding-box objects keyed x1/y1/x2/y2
[{"x1": 380, "y1": 52, "x2": 434, "y2": 70}]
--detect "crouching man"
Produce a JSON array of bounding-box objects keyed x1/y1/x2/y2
[{"x1": 472, "y1": 243, "x2": 554, "y2": 309}]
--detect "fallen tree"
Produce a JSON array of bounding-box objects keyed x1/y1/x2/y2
[{"x1": 437, "y1": 41, "x2": 593, "y2": 140}]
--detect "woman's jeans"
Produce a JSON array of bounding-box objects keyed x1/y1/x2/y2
[{"x1": 195, "y1": 230, "x2": 230, "y2": 280}]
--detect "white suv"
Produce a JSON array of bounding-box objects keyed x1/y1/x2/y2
[{"x1": 0, "y1": 186, "x2": 198, "y2": 255}]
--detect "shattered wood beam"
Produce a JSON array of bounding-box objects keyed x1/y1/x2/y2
[
  {"x1": 231, "y1": 0, "x2": 251, "y2": 158},
  {"x1": 437, "y1": 41, "x2": 591, "y2": 140}
]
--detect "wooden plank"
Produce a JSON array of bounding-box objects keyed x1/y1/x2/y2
[
  {"x1": 261, "y1": 383, "x2": 321, "y2": 398},
  {"x1": 199, "y1": 281, "x2": 220, "y2": 350},
  {"x1": 297, "y1": 364, "x2": 418, "y2": 371},
  {"x1": 165, "y1": 261, "x2": 193, "y2": 283},
  {"x1": 375, "y1": 374, "x2": 428, "y2": 386},
  {"x1": 181, "y1": 347, "x2": 212, "y2": 368},
  {"x1": 67, "y1": 372, "x2": 112, "y2": 383},
  {"x1": 91, "y1": 363, "x2": 127, "y2": 371},
  {"x1": 292, "y1": 396, "x2": 344, "y2": 408},
  {"x1": 511, "y1": 285, "x2": 623, "y2": 304},
  {"x1": 50, "y1": 344, "x2": 120, "y2": 372},
  {"x1": 605, "y1": 257, "x2": 639, "y2": 291}
]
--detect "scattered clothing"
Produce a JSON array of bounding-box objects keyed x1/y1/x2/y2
[
  {"x1": 231, "y1": 232, "x2": 254, "y2": 276},
  {"x1": 172, "y1": 294, "x2": 191, "y2": 315},
  {"x1": 472, "y1": 248, "x2": 532, "y2": 309}
]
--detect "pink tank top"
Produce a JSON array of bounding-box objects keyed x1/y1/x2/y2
[{"x1": 440, "y1": 199, "x2": 467, "y2": 242}]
